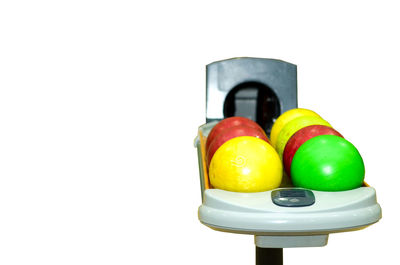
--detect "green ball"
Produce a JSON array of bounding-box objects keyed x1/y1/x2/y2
[{"x1": 291, "y1": 135, "x2": 365, "y2": 191}]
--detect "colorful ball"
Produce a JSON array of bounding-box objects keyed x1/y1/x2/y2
[
  {"x1": 206, "y1": 125, "x2": 269, "y2": 167},
  {"x1": 209, "y1": 136, "x2": 282, "y2": 192},
  {"x1": 283, "y1": 125, "x2": 343, "y2": 176},
  {"x1": 275, "y1": 115, "x2": 331, "y2": 158},
  {"x1": 270, "y1": 108, "x2": 321, "y2": 148},
  {"x1": 291, "y1": 135, "x2": 365, "y2": 191},
  {"x1": 206, "y1": 117, "x2": 265, "y2": 153}
]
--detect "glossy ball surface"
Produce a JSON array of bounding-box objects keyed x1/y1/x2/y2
[
  {"x1": 206, "y1": 117, "x2": 265, "y2": 152},
  {"x1": 270, "y1": 108, "x2": 321, "y2": 148},
  {"x1": 283, "y1": 125, "x2": 343, "y2": 176},
  {"x1": 275, "y1": 116, "x2": 331, "y2": 158},
  {"x1": 291, "y1": 135, "x2": 365, "y2": 191},
  {"x1": 207, "y1": 125, "x2": 269, "y2": 167},
  {"x1": 209, "y1": 136, "x2": 282, "y2": 192}
]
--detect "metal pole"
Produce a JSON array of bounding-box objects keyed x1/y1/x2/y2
[{"x1": 256, "y1": 247, "x2": 283, "y2": 265}]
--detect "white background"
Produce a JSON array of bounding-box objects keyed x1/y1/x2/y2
[{"x1": 0, "y1": 1, "x2": 398, "y2": 264}]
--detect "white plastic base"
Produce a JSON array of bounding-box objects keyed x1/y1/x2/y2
[
  {"x1": 199, "y1": 187, "x2": 381, "y2": 234},
  {"x1": 255, "y1": 235, "x2": 328, "y2": 248},
  {"x1": 196, "y1": 122, "x2": 382, "y2": 247}
]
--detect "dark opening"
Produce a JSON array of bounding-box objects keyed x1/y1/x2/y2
[{"x1": 223, "y1": 82, "x2": 280, "y2": 135}]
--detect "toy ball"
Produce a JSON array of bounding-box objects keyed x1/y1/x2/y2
[
  {"x1": 291, "y1": 135, "x2": 365, "y2": 191},
  {"x1": 270, "y1": 108, "x2": 321, "y2": 148},
  {"x1": 275, "y1": 116, "x2": 331, "y2": 158},
  {"x1": 206, "y1": 125, "x2": 269, "y2": 167},
  {"x1": 206, "y1": 117, "x2": 265, "y2": 152},
  {"x1": 283, "y1": 125, "x2": 343, "y2": 176},
  {"x1": 209, "y1": 136, "x2": 282, "y2": 192}
]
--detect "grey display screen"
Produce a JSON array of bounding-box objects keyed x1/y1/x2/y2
[{"x1": 271, "y1": 189, "x2": 315, "y2": 207}]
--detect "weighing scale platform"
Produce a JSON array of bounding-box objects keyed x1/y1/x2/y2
[{"x1": 194, "y1": 57, "x2": 382, "y2": 263}]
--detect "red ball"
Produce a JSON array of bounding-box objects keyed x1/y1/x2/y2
[
  {"x1": 207, "y1": 125, "x2": 269, "y2": 167},
  {"x1": 283, "y1": 125, "x2": 343, "y2": 176},
  {"x1": 206, "y1": 117, "x2": 265, "y2": 153}
]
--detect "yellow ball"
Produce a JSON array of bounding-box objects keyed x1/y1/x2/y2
[
  {"x1": 275, "y1": 116, "x2": 332, "y2": 158},
  {"x1": 270, "y1": 108, "x2": 321, "y2": 148},
  {"x1": 209, "y1": 136, "x2": 282, "y2": 192}
]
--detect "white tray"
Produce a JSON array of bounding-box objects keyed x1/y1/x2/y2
[{"x1": 195, "y1": 122, "x2": 382, "y2": 247}]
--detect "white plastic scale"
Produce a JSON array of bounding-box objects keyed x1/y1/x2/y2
[{"x1": 194, "y1": 58, "x2": 382, "y2": 265}]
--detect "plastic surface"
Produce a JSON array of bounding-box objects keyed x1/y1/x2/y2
[
  {"x1": 271, "y1": 189, "x2": 315, "y2": 207},
  {"x1": 255, "y1": 235, "x2": 328, "y2": 248},
  {"x1": 198, "y1": 186, "x2": 381, "y2": 234},
  {"x1": 196, "y1": 57, "x2": 382, "y2": 248},
  {"x1": 196, "y1": 122, "x2": 382, "y2": 242},
  {"x1": 205, "y1": 57, "x2": 297, "y2": 134}
]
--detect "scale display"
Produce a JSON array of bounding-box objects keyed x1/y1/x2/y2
[{"x1": 271, "y1": 189, "x2": 315, "y2": 207}]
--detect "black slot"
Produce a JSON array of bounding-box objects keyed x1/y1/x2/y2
[{"x1": 223, "y1": 81, "x2": 280, "y2": 136}]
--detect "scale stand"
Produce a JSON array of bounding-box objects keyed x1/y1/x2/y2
[{"x1": 195, "y1": 57, "x2": 382, "y2": 265}]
